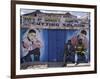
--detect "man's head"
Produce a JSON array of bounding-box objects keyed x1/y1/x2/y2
[
  {"x1": 78, "y1": 30, "x2": 87, "y2": 40},
  {"x1": 27, "y1": 29, "x2": 36, "y2": 41},
  {"x1": 81, "y1": 30, "x2": 87, "y2": 35}
]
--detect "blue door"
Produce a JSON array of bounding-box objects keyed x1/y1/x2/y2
[{"x1": 48, "y1": 29, "x2": 66, "y2": 62}]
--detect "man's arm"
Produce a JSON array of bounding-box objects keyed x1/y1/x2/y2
[{"x1": 32, "y1": 39, "x2": 42, "y2": 49}]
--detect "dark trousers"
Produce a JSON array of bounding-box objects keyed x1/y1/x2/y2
[
  {"x1": 63, "y1": 52, "x2": 75, "y2": 65},
  {"x1": 21, "y1": 53, "x2": 32, "y2": 63},
  {"x1": 29, "y1": 48, "x2": 40, "y2": 62},
  {"x1": 34, "y1": 55, "x2": 40, "y2": 61},
  {"x1": 21, "y1": 48, "x2": 40, "y2": 63},
  {"x1": 76, "y1": 53, "x2": 86, "y2": 64}
]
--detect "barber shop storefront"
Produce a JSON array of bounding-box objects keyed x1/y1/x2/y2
[{"x1": 20, "y1": 9, "x2": 90, "y2": 69}]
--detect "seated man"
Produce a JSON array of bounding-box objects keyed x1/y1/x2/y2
[
  {"x1": 75, "y1": 39, "x2": 87, "y2": 65},
  {"x1": 63, "y1": 40, "x2": 75, "y2": 66}
]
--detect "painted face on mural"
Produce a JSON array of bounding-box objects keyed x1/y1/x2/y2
[
  {"x1": 78, "y1": 30, "x2": 87, "y2": 40},
  {"x1": 78, "y1": 33, "x2": 86, "y2": 40},
  {"x1": 27, "y1": 29, "x2": 37, "y2": 41}
]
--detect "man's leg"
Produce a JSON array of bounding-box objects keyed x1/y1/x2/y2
[
  {"x1": 36, "y1": 55, "x2": 40, "y2": 61},
  {"x1": 25, "y1": 53, "x2": 32, "y2": 62},
  {"x1": 63, "y1": 53, "x2": 66, "y2": 66},
  {"x1": 34, "y1": 55, "x2": 40, "y2": 62},
  {"x1": 30, "y1": 54, "x2": 34, "y2": 62},
  {"x1": 75, "y1": 53, "x2": 78, "y2": 64},
  {"x1": 71, "y1": 52, "x2": 75, "y2": 63},
  {"x1": 21, "y1": 57, "x2": 25, "y2": 63},
  {"x1": 75, "y1": 53, "x2": 80, "y2": 65},
  {"x1": 81, "y1": 53, "x2": 87, "y2": 63}
]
